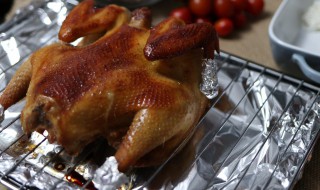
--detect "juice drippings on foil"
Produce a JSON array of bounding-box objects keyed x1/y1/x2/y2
[
  {"x1": 54, "y1": 162, "x2": 66, "y2": 171},
  {"x1": 65, "y1": 170, "x2": 97, "y2": 190}
]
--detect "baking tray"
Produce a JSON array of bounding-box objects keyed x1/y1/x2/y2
[
  {"x1": 0, "y1": 0, "x2": 320, "y2": 189},
  {"x1": 269, "y1": 0, "x2": 320, "y2": 83}
]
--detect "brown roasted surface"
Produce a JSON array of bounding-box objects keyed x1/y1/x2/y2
[{"x1": 0, "y1": 0, "x2": 219, "y2": 172}]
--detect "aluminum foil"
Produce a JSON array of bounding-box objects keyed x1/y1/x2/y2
[
  {"x1": 201, "y1": 58, "x2": 219, "y2": 99},
  {"x1": 0, "y1": 1, "x2": 320, "y2": 190}
]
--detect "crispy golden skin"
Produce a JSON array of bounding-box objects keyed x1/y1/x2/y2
[{"x1": 0, "y1": 0, "x2": 219, "y2": 172}]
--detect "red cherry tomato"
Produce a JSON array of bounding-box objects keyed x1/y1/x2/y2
[
  {"x1": 213, "y1": 0, "x2": 235, "y2": 18},
  {"x1": 214, "y1": 18, "x2": 234, "y2": 37},
  {"x1": 195, "y1": 17, "x2": 212, "y2": 23},
  {"x1": 169, "y1": 6, "x2": 193, "y2": 23},
  {"x1": 231, "y1": 0, "x2": 247, "y2": 11},
  {"x1": 189, "y1": 0, "x2": 212, "y2": 17},
  {"x1": 233, "y1": 11, "x2": 247, "y2": 28},
  {"x1": 246, "y1": 0, "x2": 264, "y2": 16}
]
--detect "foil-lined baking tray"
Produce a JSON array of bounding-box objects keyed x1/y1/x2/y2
[{"x1": 1, "y1": 0, "x2": 320, "y2": 189}]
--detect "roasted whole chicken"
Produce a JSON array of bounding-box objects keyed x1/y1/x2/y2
[{"x1": 0, "y1": 0, "x2": 219, "y2": 172}]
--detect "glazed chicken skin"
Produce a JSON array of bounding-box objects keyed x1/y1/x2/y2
[{"x1": 0, "y1": 0, "x2": 219, "y2": 172}]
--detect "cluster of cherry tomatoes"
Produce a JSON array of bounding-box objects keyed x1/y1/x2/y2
[{"x1": 170, "y1": 0, "x2": 264, "y2": 37}]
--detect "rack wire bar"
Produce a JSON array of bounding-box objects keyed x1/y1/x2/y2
[
  {"x1": 0, "y1": 28, "x2": 59, "y2": 78},
  {"x1": 190, "y1": 67, "x2": 267, "y2": 168},
  {"x1": 49, "y1": 142, "x2": 105, "y2": 190},
  {"x1": 0, "y1": 0, "x2": 50, "y2": 33},
  {"x1": 0, "y1": 115, "x2": 20, "y2": 133},
  {"x1": 81, "y1": 178, "x2": 94, "y2": 190},
  {"x1": 2, "y1": 137, "x2": 47, "y2": 178},
  {"x1": 140, "y1": 53, "x2": 320, "y2": 189},
  {"x1": 224, "y1": 81, "x2": 304, "y2": 189},
  {"x1": 211, "y1": 61, "x2": 250, "y2": 108},
  {"x1": 0, "y1": 134, "x2": 25, "y2": 158},
  {"x1": 289, "y1": 100, "x2": 320, "y2": 190},
  {"x1": 20, "y1": 147, "x2": 65, "y2": 190},
  {"x1": 0, "y1": 5, "x2": 62, "y2": 69},
  {"x1": 142, "y1": 57, "x2": 251, "y2": 187},
  {"x1": 204, "y1": 74, "x2": 284, "y2": 188},
  {"x1": 1, "y1": 55, "x2": 319, "y2": 190},
  {"x1": 49, "y1": 157, "x2": 85, "y2": 190},
  {"x1": 262, "y1": 91, "x2": 320, "y2": 189}
]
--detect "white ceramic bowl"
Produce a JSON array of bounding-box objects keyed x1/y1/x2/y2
[{"x1": 269, "y1": 0, "x2": 320, "y2": 83}]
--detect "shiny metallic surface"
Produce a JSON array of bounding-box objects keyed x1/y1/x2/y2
[
  {"x1": 0, "y1": 1, "x2": 320, "y2": 189},
  {"x1": 201, "y1": 59, "x2": 219, "y2": 99}
]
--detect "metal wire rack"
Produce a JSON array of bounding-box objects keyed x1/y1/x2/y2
[{"x1": 0, "y1": 1, "x2": 320, "y2": 189}]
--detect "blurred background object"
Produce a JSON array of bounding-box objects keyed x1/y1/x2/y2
[
  {"x1": 0, "y1": 0, "x2": 13, "y2": 23},
  {"x1": 90, "y1": 0, "x2": 164, "y2": 9},
  {"x1": 2, "y1": 0, "x2": 33, "y2": 22}
]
